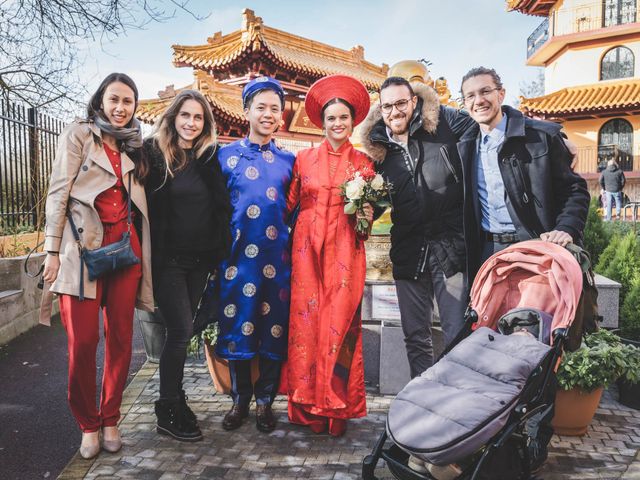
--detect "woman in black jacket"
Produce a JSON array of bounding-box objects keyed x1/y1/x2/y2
[{"x1": 143, "y1": 90, "x2": 231, "y2": 442}]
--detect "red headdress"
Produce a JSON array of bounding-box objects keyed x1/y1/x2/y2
[{"x1": 304, "y1": 74, "x2": 370, "y2": 129}]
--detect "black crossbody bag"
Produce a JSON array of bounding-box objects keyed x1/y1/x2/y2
[{"x1": 67, "y1": 174, "x2": 140, "y2": 300}]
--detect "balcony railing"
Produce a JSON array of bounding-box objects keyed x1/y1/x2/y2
[
  {"x1": 574, "y1": 145, "x2": 638, "y2": 174},
  {"x1": 526, "y1": 1, "x2": 639, "y2": 59},
  {"x1": 527, "y1": 18, "x2": 549, "y2": 59}
]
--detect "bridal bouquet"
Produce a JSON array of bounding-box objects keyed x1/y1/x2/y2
[{"x1": 339, "y1": 164, "x2": 392, "y2": 235}]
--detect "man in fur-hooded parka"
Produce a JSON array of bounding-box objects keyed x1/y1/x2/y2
[{"x1": 360, "y1": 76, "x2": 475, "y2": 376}]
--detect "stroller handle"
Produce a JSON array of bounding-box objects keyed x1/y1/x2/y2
[{"x1": 552, "y1": 327, "x2": 568, "y2": 344}]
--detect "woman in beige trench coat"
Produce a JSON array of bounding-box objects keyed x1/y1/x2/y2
[{"x1": 42, "y1": 73, "x2": 153, "y2": 459}]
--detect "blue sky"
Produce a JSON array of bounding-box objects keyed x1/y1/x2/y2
[{"x1": 78, "y1": 0, "x2": 544, "y2": 106}]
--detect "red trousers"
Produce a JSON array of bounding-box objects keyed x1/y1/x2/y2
[{"x1": 59, "y1": 220, "x2": 142, "y2": 432}]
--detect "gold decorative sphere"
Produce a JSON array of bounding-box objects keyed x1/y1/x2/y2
[{"x1": 388, "y1": 60, "x2": 433, "y2": 85}]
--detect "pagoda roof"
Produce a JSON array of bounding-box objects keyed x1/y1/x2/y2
[
  {"x1": 519, "y1": 79, "x2": 640, "y2": 120},
  {"x1": 506, "y1": 0, "x2": 556, "y2": 16},
  {"x1": 172, "y1": 9, "x2": 388, "y2": 90},
  {"x1": 137, "y1": 74, "x2": 245, "y2": 125}
]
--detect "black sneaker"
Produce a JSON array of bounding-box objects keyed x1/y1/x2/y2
[{"x1": 155, "y1": 400, "x2": 203, "y2": 442}]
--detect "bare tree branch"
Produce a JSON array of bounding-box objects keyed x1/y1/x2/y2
[{"x1": 0, "y1": 0, "x2": 207, "y2": 114}]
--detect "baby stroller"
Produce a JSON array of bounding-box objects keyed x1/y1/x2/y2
[{"x1": 362, "y1": 240, "x2": 585, "y2": 480}]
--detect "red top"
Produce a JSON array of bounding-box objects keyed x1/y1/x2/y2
[{"x1": 94, "y1": 143, "x2": 129, "y2": 224}]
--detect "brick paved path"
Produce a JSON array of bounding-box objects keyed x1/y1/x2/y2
[{"x1": 58, "y1": 360, "x2": 640, "y2": 480}]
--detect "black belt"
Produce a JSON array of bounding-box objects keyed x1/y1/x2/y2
[{"x1": 485, "y1": 231, "x2": 519, "y2": 244}]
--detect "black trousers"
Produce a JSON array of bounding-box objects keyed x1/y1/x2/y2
[
  {"x1": 156, "y1": 253, "x2": 210, "y2": 402},
  {"x1": 228, "y1": 357, "x2": 281, "y2": 407}
]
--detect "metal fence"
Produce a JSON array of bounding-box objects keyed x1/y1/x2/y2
[{"x1": 0, "y1": 99, "x2": 65, "y2": 233}]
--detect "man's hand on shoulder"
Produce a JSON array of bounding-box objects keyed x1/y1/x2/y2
[
  {"x1": 562, "y1": 137, "x2": 578, "y2": 170},
  {"x1": 540, "y1": 230, "x2": 572, "y2": 246}
]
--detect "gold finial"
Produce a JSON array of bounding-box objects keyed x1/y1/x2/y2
[
  {"x1": 241, "y1": 8, "x2": 256, "y2": 31},
  {"x1": 350, "y1": 45, "x2": 365, "y2": 61},
  {"x1": 207, "y1": 31, "x2": 222, "y2": 44}
]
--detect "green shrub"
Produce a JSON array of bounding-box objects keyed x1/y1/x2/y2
[
  {"x1": 595, "y1": 234, "x2": 622, "y2": 275},
  {"x1": 621, "y1": 277, "x2": 640, "y2": 342},
  {"x1": 595, "y1": 231, "x2": 640, "y2": 306},
  {"x1": 556, "y1": 329, "x2": 638, "y2": 391},
  {"x1": 583, "y1": 198, "x2": 609, "y2": 265},
  {"x1": 603, "y1": 220, "x2": 634, "y2": 239},
  {"x1": 187, "y1": 322, "x2": 219, "y2": 357}
]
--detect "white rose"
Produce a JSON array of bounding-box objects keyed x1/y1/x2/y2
[
  {"x1": 370, "y1": 174, "x2": 384, "y2": 191},
  {"x1": 345, "y1": 180, "x2": 364, "y2": 200}
]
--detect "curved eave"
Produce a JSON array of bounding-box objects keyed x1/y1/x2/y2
[
  {"x1": 520, "y1": 79, "x2": 640, "y2": 118},
  {"x1": 171, "y1": 32, "x2": 385, "y2": 89},
  {"x1": 506, "y1": 0, "x2": 555, "y2": 16}
]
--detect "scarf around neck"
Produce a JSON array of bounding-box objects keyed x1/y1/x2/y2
[{"x1": 93, "y1": 114, "x2": 143, "y2": 153}]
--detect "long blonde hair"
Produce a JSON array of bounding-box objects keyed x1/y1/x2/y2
[{"x1": 152, "y1": 90, "x2": 217, "y2": 177}]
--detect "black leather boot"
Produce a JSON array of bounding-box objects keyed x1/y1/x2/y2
[
  {"x1": 222, "y1": 403, "x2": 250, "y2": 431},
  {"x1": 256, "y1": 404, "x2": 276, "y2": 433},
  {"x1": 179, "y1": 390, "x2": 197, "y2": 427},
  {"x1": 155, "y1": 400, "x2": 203, "y2": 442}
]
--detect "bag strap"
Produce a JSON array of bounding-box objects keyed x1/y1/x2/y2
[
  {"x1": 564, "y1": 243, "x2": 595, "y2": 286},
  {"x1": 126, "y1": 173, "x2": 132, "y2": 233},
  {"x1": 24, "y1": 241, "x2": 46, "y2": 289},
  {"x1": 65, "y1": 212, "x2": 85, "y2": 301}
]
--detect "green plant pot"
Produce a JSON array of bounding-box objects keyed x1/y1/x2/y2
[{"x1": 135, "y1": 308, "x2": 166, "y2": 363}]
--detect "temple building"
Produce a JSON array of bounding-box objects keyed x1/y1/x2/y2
[
  {"x1": 138, "y1": 9, "x2": 459, "y2": 152},
  {"x1": 508, "y1": 0, "x2": 640, "y2": 200},
  {"x1": 137, "y1": 8, "x2": 389, "y2": 151}
]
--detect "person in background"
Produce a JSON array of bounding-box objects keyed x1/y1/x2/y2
[
  {"x1": 599, "y1": 159, "x2": 626, "y2": 221},
  {"x1": 143, "y1": 90, "x2": 231, "y2": 442},
  {"x1": 42, "y1": 73, "x2": 153, "y2": 459}
]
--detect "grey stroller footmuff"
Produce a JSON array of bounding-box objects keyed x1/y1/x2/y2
[{"x1": 386, "y1": 326, "x2": 552, "y2": 466}]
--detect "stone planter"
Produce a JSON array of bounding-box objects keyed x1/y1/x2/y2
[
  {"x1": 135, "y1": 308, "x2": 166, "y2": 363},
  {"x1": 552, "y1": 386, "x2": 603, "y2": 436},
  {"x1": 364, "y1": 235, "x2": 393, "y2": 281},
  {"x1": 0, "y1": 252, "x2": 57, "y2": 344}
]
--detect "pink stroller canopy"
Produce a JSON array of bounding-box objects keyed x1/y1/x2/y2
[{"x1": 470, "y1": 240, "x2": 583, "y2": 340}]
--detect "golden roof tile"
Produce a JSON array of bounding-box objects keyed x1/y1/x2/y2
[
  {"x1": 172, "y1": 9, "x2": 387, "y2": 90},
  {"x1": 506, "y1": 0, "x2": 556, "y2": 16},
  {"x1": 137, "y1": 76, "x2": 245, "y2": 125},
  {"x1": 519, "y1": 79, "x2": 640, "y2": 118}
]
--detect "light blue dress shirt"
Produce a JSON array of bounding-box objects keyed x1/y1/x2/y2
[{"x1": 476, "y1": 114, "x2": 515, "y2": 233}]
